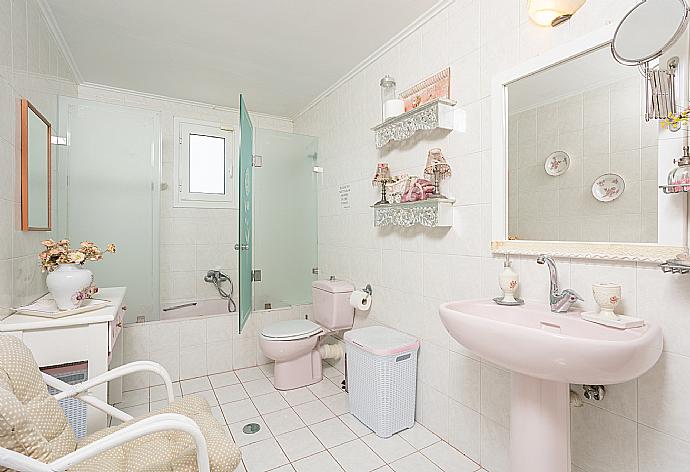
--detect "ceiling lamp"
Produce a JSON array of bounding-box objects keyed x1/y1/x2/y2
[{"x1": 528, "y1": 0, "x2": 587, "y2": 27}]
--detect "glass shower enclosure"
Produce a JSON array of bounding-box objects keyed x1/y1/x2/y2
[
  {"x1": 237, "y1": 97, "x2": 318, "y2": 332},
  {"x1": 238, "y1": 95, "x2": 253, "y2": 333},
  {"x1": 252, "y1": 129, "x2": 318, "y2": 311},
  {"x1": 56, "y1": 98, "x2": 161, "y2": 323}
]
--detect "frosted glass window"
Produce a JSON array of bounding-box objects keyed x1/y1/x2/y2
[{"x1": 189, "y1": 134, "x2": 226, "y2": 194}]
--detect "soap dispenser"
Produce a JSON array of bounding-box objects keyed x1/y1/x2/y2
[{"x1": 497, "y1": 255, "x2": 521, "y2": 305}]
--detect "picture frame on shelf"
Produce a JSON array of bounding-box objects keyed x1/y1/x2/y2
[{"x1": 400, "y1": 67, "x2": 451, "y2": 111}]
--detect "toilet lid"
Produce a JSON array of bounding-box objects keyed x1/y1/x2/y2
[{"x1": 261, "y1": 320, "x2": 322, "y2": 340}]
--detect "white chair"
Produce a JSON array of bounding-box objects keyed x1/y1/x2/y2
[{"x1": 0, "y1": 335, "x2": 241, "y2": 471}]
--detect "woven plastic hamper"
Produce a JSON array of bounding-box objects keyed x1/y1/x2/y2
[{"x1": 344, "y1": 326, "x2": 420, "y2": 438}]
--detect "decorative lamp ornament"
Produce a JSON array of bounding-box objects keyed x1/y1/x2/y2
[
  {"x1": 528, "y1": 0, "x2": 586, "y2": 27},
  {"x1": 424, "y1": 148, "x2": 451, "y2": 199},
  {"x1": 372, "y1": 163, "x2": 393, "y2": 205}
]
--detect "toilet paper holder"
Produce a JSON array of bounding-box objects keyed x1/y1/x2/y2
[{"x1": 350, "y1": 284, "x2": 373, "y2": 311}]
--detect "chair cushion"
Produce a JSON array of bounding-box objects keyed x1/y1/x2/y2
[
  {"x1": 0, "y1": 335, "x2": 77, "y2": 469},
  {"x1": 74, "y1": 395, "x2": 241, "y2": 471}
]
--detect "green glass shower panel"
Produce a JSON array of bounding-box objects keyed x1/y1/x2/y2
[
  {"x1": 253, "y1": 130, "x2": 318, "y2": 310},
  {"x1": 57, "y1": 98, "x2": 160, "y2": 323},
  {"x1": 238, "y1": 95, "x2": 253, "y2": 333}
]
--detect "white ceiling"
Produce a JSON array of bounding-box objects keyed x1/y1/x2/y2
[{"x1": 45, "y1": 0, "x2": 440, "y2": 117}]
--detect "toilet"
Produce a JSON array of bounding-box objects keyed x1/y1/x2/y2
[{"x1": 259, "y1": 279, "x2": 355, "y2": 390}]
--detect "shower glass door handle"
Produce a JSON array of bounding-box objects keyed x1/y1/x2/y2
[{"x1": 238, "y1": 94, "x2": 253, "y2": 333}]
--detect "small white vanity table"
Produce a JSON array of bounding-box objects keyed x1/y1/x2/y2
[{"x1": 0, "y1": 287, "x2": 127, "y2": 433}]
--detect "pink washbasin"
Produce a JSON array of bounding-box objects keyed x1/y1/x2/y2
[{"x1": 439, "y1": 299, "x2": 663, "y2": 385}]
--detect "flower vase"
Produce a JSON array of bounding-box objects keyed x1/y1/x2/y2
[{"x1": 46, "y1": 264, "x2": 94, "y2": 310}]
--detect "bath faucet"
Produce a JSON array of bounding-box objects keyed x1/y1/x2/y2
[
  {"x1": 536, "y1": 255, "x2": 583, "y2": 313},
  {"x1": 204, "y1": 270, "x2": 229, "y2": 284},
  {"x1": 204, "y1": 270, "x2": 237, "y2": 313}
]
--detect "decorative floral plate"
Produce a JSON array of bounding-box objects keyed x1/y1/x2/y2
[
  {"x1": 544, "y1": 151, "x2": 570, "y2": 176},
  {"x1": 592, "y1": 173, "x2": 625, "y2": 202}
]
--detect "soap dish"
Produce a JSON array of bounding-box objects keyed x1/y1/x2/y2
[
  {"x1": 581, "y1": 312, "x2": 645, "y2": 329},
  {"x1": 493, "y1": 297, "x2": 525, "y2": 306}
]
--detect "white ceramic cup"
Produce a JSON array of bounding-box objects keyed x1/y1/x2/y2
[{"x1": 592, "y1": 283, "x2": 621, "y2": 320}]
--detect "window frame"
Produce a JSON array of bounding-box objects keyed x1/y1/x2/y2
[{"x1": 173, "y1": 117, "x2": 236, "y2": 209}]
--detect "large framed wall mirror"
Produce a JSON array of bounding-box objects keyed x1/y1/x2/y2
[
  {"x1": 491, "y1": 21, "x2": 689, "y2": 263},
  {"x1": 21, "y1": 98, "x2": 52, "y2": 231}
]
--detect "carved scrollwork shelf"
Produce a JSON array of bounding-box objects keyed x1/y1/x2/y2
[
  {"x1": 372, "y1": 199, "x2": 455, "y2": 228},
  {"x1": 371, "y1": 98, "x2": 459, "y2": 148}
]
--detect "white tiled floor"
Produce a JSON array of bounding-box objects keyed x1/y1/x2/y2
[{"x1": 115, "y1": 363, "x2": 485, "y2": 472}]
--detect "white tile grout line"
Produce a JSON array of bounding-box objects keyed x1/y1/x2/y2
[
  {"x1": 197, "y1": 366, "x2": 362, "y2": 470},
  {"x1": 127, "y1": 363, "x2": 480, "y2": 472},
  {"x1": 240, "y1": 371, "x2": 345, "y2": 470},
  {"x1": 231, "y1": 375, "x2": 468, "y2": 471}
]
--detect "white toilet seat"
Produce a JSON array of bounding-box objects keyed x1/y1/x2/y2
[{"x1": 260, "y1": 319, "x2": 323, "y2": 341}]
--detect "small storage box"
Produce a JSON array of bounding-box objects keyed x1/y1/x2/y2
[{"x1": 344, "y1": 326, "x2": 420, "y2": 438}]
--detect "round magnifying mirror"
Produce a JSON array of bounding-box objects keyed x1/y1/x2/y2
[{"x1": 612, "y1": 0, "x2": 689, "y2": 65}]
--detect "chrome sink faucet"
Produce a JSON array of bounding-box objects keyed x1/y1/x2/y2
[{"x1": 536, "y1": 255, "x2": 583, "y2": 313}]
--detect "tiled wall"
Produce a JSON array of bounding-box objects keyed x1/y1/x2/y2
[
  {"x1": 120, "y1": 305, "x2": 311, "y2": 391},
  {"x1": 0, "y1": 0, "x2": 78, "y2": 315},
  {"x1": 295, "y1": 1, "x2": 690, "y2": 471},
  {"x1": 508, "y1": 76, "x2": 658, "y2": 242},
  {"x1": 77, "y1": 85, "x2": 293, "y2": 315}
]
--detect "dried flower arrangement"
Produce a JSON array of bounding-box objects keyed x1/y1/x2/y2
[{"x1": 39, "y1": 239, "x2": 116, "y2": 272}]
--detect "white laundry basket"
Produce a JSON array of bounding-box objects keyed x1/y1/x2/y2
[{"x1": 344, "y1": 326, "x2": 420, "y2": 438}]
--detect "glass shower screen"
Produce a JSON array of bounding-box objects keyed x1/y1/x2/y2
[
  {"x1": 237, "y1": 97, "x2": 318, "y2": 332},
  {"x1": 238, "y1": 95, "x2": 253, "y2": 333},
  {"x1": 253, "y1": 130, "x2": 318, "y2": 311},
  {"x1": 56, "y1": 98, "x2": 161, "y2": 323}
]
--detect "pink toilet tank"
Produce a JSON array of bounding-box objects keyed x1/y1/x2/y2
[{"x1": 312, "y1": 279, "x2": 355, "y2": 331}]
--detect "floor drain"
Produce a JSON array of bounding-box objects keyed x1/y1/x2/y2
[{"x1": 243, "y1": 423, "x2": 261, "y2": 434}]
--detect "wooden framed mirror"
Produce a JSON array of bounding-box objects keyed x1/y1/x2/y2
[{"x1": 21, "y1": 98, "x2": 52, "y2": 231}]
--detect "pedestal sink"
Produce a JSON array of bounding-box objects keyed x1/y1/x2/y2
[{"x1": 439, "y1": 299, "x2": 662, "y2": 472}]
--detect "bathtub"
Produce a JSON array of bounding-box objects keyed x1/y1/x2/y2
[
  {"x1": 160, "y1": 298, "x2": 235, "y2": 321},
  {"x1": 120, "y1": 301, "x2": 317, "y2": 391}
]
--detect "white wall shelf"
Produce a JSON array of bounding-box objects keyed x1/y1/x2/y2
[
  {"x1": 372, "y1": 198, "x2": 454, "y2": 227},
  {"x1": 371, "y1": 98, "x2": 459, "y2": 148}
]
